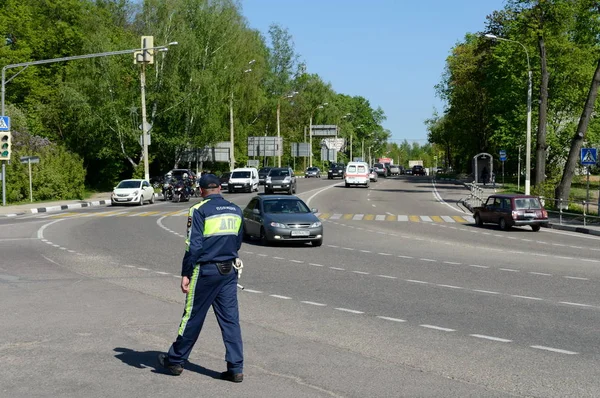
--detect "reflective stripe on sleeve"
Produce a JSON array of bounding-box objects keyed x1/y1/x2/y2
[
  {"x1": 185, "y1": 199, "x2": 210, "y2": 251},
  {"x1": 178, "y1": 266, "x2": 200, "y2": 336}
]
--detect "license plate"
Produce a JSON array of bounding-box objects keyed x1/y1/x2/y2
[
  {"x1": 524, "y1": 213, "x2": 536, "y2": 218},
  {"x1": 291, "y1": 230, "x2": 310, "y2": 237},
  {"x1": 234, "y1": 185, "x2": 242, "y2": 188},
  {"x1": 273, "y1": 185, "x2": 281, "y2": 188}
]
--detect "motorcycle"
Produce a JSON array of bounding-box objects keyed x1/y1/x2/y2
[
  {"x1": 162, "y1": 180, "x2": 174, "y2": 201},
  {"x1": 172, "y1": 180, "x2": 190, "y2": 202}
]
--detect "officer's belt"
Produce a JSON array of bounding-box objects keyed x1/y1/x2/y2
[{"x1": 198, "y1": 260, "x2": 234, "y2": 275}]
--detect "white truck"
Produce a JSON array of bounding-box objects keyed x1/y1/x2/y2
[{"x1": 408, "y1": 160, "x2": 424, "y2": 168}]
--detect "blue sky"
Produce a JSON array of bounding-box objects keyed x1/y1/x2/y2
[{"x1": 241, "y1": 0, "x2": 507, "y2": 145}]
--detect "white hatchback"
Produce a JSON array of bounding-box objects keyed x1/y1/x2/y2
[{"x1": 111, "y1": 179, "x2": 156, "y2": 206}]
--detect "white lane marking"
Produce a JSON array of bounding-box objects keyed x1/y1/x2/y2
[
  {"x1": 377, "y1": 275, "x2": 397, "y2": 279},
  {"x1": 530, "y1": 345, "x2": 578, "y2": 355},
  {"x1": 330, "y1": 267, "x2": 345, "y2": 271},
  {"x1": 372, "y1": 204, "x2": 376, "y2": 207},
  {"x1": 386, "y1": 212, "x2": 394, "y2": 216},
  {"x1": 564, "y1": 276, "x2": 589, "y2": 281},
  {"x1": 529, "y1": 272, "x2": 552, "y2": 276},
  {"x1": 360, "y1": 250, "x2": 372, "y2": 253},
  {"x1": 123, "y1": 265, "x2": 135, "y2": 268},
  {"x1": 155, "y1": 271, "x2": 169, "y2": 275},
  {"x1": 37, "y1": 218, "x2": 66, "y2": 239},
  {"x1": 511, "y1": 295, "x2": 543, "y2": 301},
  {"x1": 420, "y1": 324, "x2": 455, "y2": 332},
  {"x1": 304, "y1": 182, "x2": 342, "y2": 206},
  {"x1": 556, "y1": 256, "x2": 573, "y2": 260},
  {"x1": 342, "y1": 247, "x2": 354, "y2": 251},
  {"x1": 397, "y1": 215, "x2": 409, "y2": 222},
  {"x1": 581, "y1": 259, "x2": 600, "y2": 263},
  {"x1": 470, "y1": 334, "x2": 512, "y2": 342},
  {"x1": 473, "y1": 289, "x2": 500, "y2": 295},
  {"x1": 172, "y1": 275, "x2": 180, "y2": 278},
  {"x1": 301, "y1": 301, "x2": 327, "y2": 306},
  {"x1": 309, "y1": 263, "x2": 324, "y2": 267},
  {"x1": 273, "y1": 256, "x2": 285, "y2": 260},
  {"x1": 352, "y1": 271, "x2": 370, "y2": 275},
  {"x1": 377, "y1": 316, "x2": 406, "y2": 323},
  {"x1": 469, "y1": 264, "x2": 489, "y2": 268},
  {"x1": 378, "y1": 252, "x2": 392, "y2": 256},
  {"x1": 375, "y1": 214, "x2": 385, "y2": 220},
  {"x1": 443, "y1": 261, "x2": 461, "y2": 265},
  {"x1": 420, "y1": 216, "x2": 433, "y2": 222},
  {"x1": 244, "y1": 289, "x2": 262, "y2": 294},
  {"x1": 406, "y1": 279, "x2": 429, "y2": 284},
  {"x1": 270, "y1": 294, "x2": 292, "y2": 299},
  {"x1": 327, "y1": 244, "x2": 339, "y2": 248},
  {"x1": 257, "y1": 253, "x2": 268, "y2": 257},
  {"x1": 137, "y1": 267, "x2": 149, "y2": 271},
  {"x1": 289, "y1": 259, "x2": 304, "y2": 263},
  {"x1": 398, "y1": 255, "x2": 413, "y2": 259},
  {"x1": 335, "y1": 308, "x2": 364, "y2": 314},
  {"x1": 560, "y1": 301, "x2": 595, "y2": 308},
  {"x1": 499, "y1": 268, "x2": 520, "y2": 272},
  {"x1": 0, "y1": 238, "x2": 39, "y2": 242},
  {"x1": 243, "y1": 251, "x2": 254, "y2": 254},
  {"x1": 352, "y1": 214, "x2": 364, "y2": 220},
  {"x1": 437, "y1": 284, "x2": 463, "y2": 289},
  {"x1": 420, "y1": 258, "x2": 437, "y2": 262}
]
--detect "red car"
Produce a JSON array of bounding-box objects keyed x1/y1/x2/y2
[{"x1": 473, "y1": 194, "x2": 549, "y2": 232}]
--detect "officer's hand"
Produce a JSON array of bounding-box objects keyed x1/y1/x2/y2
[{"x1": 181, "y1": 276, "x2": 191, "y2": 294}]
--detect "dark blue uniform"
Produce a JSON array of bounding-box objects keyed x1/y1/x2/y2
[{"x1": 165, "y1": 193, "x2": 244, "y2": 375}]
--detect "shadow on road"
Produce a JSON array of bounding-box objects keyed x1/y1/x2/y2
[{"x1": 113, "y1": 347, "x2": 222, "y2": 378}]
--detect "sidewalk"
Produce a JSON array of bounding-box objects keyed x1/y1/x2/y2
[
  {"x1": 453, "y1": 179, "x2": 600, "y2": 237},
  {"x1": 0, "y1": 192, "x2": 113, "y2": 217}
]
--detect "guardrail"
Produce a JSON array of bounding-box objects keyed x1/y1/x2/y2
[
  {"x1": 465, "y1": 183, "x2": 487, "y2": 208},
  {"x1": 542, "y1": 197, "x2": 600, "y2": 227}
]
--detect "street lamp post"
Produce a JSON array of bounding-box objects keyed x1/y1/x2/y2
[
  {"x1": 309, "y1": 102, "x2": 328, "y2": 167},
  {"x1": 276, "y1": 91, "x2": 298, "y2": 167},
  {"x1": 1, "y1": 39, "x2": 178, "y2": 206},
  {"x1": 229, "y1": 60, "x2": 255, "y2": 171},
  {"x1": 485, "y1": 33, "x2": 532, "y2": 195}
]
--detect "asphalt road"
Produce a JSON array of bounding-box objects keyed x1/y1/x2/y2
[{"x1": 2, "y1": 176, "x2": 600, "y2": 397}]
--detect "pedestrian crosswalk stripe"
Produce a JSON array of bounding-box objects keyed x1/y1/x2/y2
[
  {"x1": 452, "y1": 215, "x2": 469, "y2": 223},
  {"x1": 352, "y1": 214, "x2": 364, "y2": 220},
  {"x1": 397, "y1": 215, "x2": 408, "y2": 222},
  {"x1": 409, "y1": 215, "x2": 421, "y2": 222},
  {"x1": 430, "y1": 216, "x2": 444, "y2": 223},
  {"x1": 363, "y1": 214, "x2": 375, "y2": 221},
  {"x1": 375, "y1": 214, "x2": 386, "y2": 221},
  {"x1": 330, "y1": 213, "x2": 342, "y2": 220},
  {"x1": 441, "y1": 216, "x2": 455, "y2": 223},
  {"x1": 385, "y1": 215, "x2": 396, "y2": 221},
  {"x1": 420, "y1": 216, "x2": 433, "y2": 222},
  {"x1": 140, "y1": 211, "x2": 161, "y2": 216},
  {"x1": 343, "y1": 214, "x2": 353, "y2": 220}
]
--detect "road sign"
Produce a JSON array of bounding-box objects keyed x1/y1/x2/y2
[
  {"x1": 499, "y1": 150, "x2": 507, "y2": 162},
  {"x1": 0, "y1": 116, "x2": 10, "y2": 131},
  {"x1": 246, "y1": 159, "x2": 259, "y2": 168},
  {"x1": 581, "y1": 148, "x2": 597, "y2": 166},
  {"x1": 248, "y1": 136, "x2": 283, "y2": 157},
  {"x1": 20, "y1": 156, "x2": 40, "y2": 164},
  {"x1": 291, "y1": 143, "x2": 310, "y2": 157},
  {"x1": 310, "y1": 125, "x2": 338, "y2": 137}
]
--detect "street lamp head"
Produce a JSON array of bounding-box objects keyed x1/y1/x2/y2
[
  {"x1": 248, "y1": 59, "x2": 256, "y2": 64},
  {"x1": 168, "y1": 42, "x2": 179, "y2": 46},
  {"x1": 323, "y1": 102, "x2": 328, "y2": 106},
  {"x1": 484, "y1": 33, "x2": 497, "y2": 40},
  {"x1": 244, "y1": 68, "x2": 252, "y2": 73}
]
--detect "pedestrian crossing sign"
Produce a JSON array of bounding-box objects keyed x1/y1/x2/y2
[
  {"x1": 580, "y1": 148, "x2": 597, "y2": 166},
  {"x1": 0, "y1": 116, "x2": 9, "y2": 131}
]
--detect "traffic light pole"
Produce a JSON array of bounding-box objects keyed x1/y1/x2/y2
[
  {"x1": 0, "y1": 40, "x2": 177, "y2": 205},
  {"x1": 140, "y1": 62, "x2": 150, "y2": 182}
]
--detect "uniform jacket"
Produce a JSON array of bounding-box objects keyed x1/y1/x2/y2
[{"x1": 181, "y1": 194, "x2": 244, "y2": 276}]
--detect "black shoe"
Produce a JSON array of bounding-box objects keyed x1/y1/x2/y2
[
  {"x1": 158, "y1": 353, "x2": 184, "y2": 376},
  {"x1": 221, "y1": 371, "x2": 243, "y2": 383}
]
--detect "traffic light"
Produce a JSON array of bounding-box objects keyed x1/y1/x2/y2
[{"x1": 0, "y1": 132, "x2": 10, "y2": 161}]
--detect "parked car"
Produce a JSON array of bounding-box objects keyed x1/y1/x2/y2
[
  {"x1": 242, "y1": 194, "x2": 323, "y2": 246},
  {"x1": 305, "y1": 167, "x2": 321, "y2": 178},
  {"x1": 473, "y1": 194, "x2": 549, "y2": 232},
  {"x1": 219, "y1": 172, "x2": 231, "y2": 190},
  {"x1": 373, "y1": 163, "x2": 388, "y2": 177},
  {"x1": 369, "y1": 168, "x2": 378, "y2": 182},
  {"x1": 389, "y1": 165, "x2": 401, "y2": 175},
  {"x1": 111, "y1": 179, "x2": 155, "y2": 206},
  {"x1": 404, "y1": 168, "x2": 413, "y2": 175},
  {"x1": 258, "y1": 167, "x2": 272, "y2": 185},
  {"x1": 327, "y1": 163, "x2": 345, "y2": 179},
  {"x1": 412, "y1": 165, "x2": 426, "y2": 176},
  {"x1": 265, "y1": 167, "x2": 297, "y2": 194}
]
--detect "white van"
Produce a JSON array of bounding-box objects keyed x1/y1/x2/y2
[
  {"x1": 228, "y1": 167, "x2": 259, "y2": 193},
  {"x1": 345, "y1": 162, "x2": 370, "y2": 188}
]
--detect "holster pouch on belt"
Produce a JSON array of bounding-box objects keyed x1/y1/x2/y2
[{"x1": 215, "y1": 261, "x2": 234, "y2": 275}]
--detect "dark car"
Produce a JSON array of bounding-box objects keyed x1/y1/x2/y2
[
  {"x1": 305, "y1": 167, "x2": 321, "y2": 178},
  {"x1": 373, "y1": 163, "x2": 388, "y2": 177},
  {"x1": 327, "y1": 163, "x2": 345, "y2": 179},
  {"x1": 258, "y1": 167, "x2": 272, "y2": 185},
  {"x1": 412, "y1": 165, "x2": 426, "y2": 176},
  {"x1": 219, "y1": 172, "x2": 231, "y2": 190},
  {"x1": 265, "y1": 167, "x2": 297, "y2": 195},
  {"x1": 168, "y1": 168, "x2": 196, "y2": 180},
  {"x1": 473, "y1": 194, "x2": 549, "y2": 232},
  {"x1": 242, "y1": 195, "x2": 323, "y2": 246}
]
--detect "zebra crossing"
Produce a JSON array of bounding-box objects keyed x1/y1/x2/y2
[
  {"x1": 26, "y1": 209, "x2": 474, "y2": 224},
  {"x1": 316, "y1": 213, "x2": 475, "y2": 223}
]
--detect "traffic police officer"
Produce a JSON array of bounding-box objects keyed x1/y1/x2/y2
[{"x1": 158, "y1": 173, "x2": 245, "y2": 382}]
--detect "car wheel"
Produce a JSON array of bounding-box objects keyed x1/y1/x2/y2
[
  {"x1": 288, "y1": 187, "x2": 293, "y2": 195},
  {"x1": 531, "y1": 225, "x2": 541, "y2": 232},
  {"x1": 474, "y1": 213, "x2": 483, "y2": 227},
  {"x1": 242, "y1": 225, "x2": 250, "y2": 241},
  {"x1": 293, "y1": 185, "x2": 296, "y2": 194},
  {"x1": 139, "y1": 195, "x2": 144, "y2": 206},
  {"x1": 150, "y1": 193, "x2": 155, "y2": 204},
  {"x1": 111, "y1": 200, "x2": 117, "y2": 206},
  {"x1": 499, "y1": 217, "x2": 507, "y2": 230},
  {"x1": 311, "y1": 239, "x2": 323, "y2": 247},
  {"x1": 345, "y1": 183, "x2": 350, "y2": 188},
  {"x1": 260, "y1": 227, "x2": 268, "y2": 246}
]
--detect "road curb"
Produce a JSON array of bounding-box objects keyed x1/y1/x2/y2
[
  {"x1": 1, "y1": 199, "x2": 112, "y2": 218},
  {"x1": 547, "y1": 222, "x2": 600, "y2": 237}
]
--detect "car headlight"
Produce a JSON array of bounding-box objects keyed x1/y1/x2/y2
[
  {"x1": 132, "y1": 190, "x2": 139, "y2": 196},
  {"x1": 283, "y1": 176, "x2": 291, "y2": 182},
  {"x1": 310, "y1": 221, "x2": 322, "y2": 228},
  {"x1": 329, "y1": 169, "x2": 332, "y2": 172},
  {"x1": 270, "y1": 222, "x2": 287, "y2": 228},
  {"x1": 266, "y1": 177, "x2": 272, "y2": 183}
]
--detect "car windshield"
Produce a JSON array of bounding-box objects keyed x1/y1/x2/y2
[
  {"x1": 263, "y1": 199, "x2": 310, "y2": 214},
  {"x1": 259, "y1": 168, "x2": 270, "y2": 173},
  {"x1": 220, "y1": 173, "x2": 230, "y2": 180},
  {"x1": 307, "y1": 167, "x2": 318, "y2": 172},
  {"x1": 269, "y1": 169, "x2": 290, "y2": 177},
  {"x1": 514, "y1": 198, "x2": 542, "y2": 209},
  {"x1": 374, "y1": 164, "x2": 383, "y2": 169},
  {"x1": 117, "y1": 180, "x2": 141, "y2": 189},
  {"x1": 231, "y1": 171, "x2": 250, "y2": 178},
  {"x1": 347, "y1": 165, "x2": 356, "y2": 172}
]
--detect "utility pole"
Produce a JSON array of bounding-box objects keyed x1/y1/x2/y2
[
  {"x1": 230, "y1": 91, "x2": 235, "y2": 171},
  {"x1": 134, "y1": 36, "x2": 155, "y2": 182}
]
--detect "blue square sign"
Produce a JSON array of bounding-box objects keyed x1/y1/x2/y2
[
  {"x1": 0, "y1": 116, "x2": 9, "y2": 131},
  {"x1": 581, "y1": 148, "x2": 597, "y2": 166}
]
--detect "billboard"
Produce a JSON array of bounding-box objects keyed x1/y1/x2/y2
[
  {"x1": 311, "y1": 125, "x2": 338, "y2": 137},
  {"x1": 180, "y1": 142, "x2": 231, "y2": 163},
  {"x1": 247, "y1": 136, "x2": 283, "y2": 157},
  {"x1": 291, "y1": 142, "x2": 311, "y2": 157}
]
